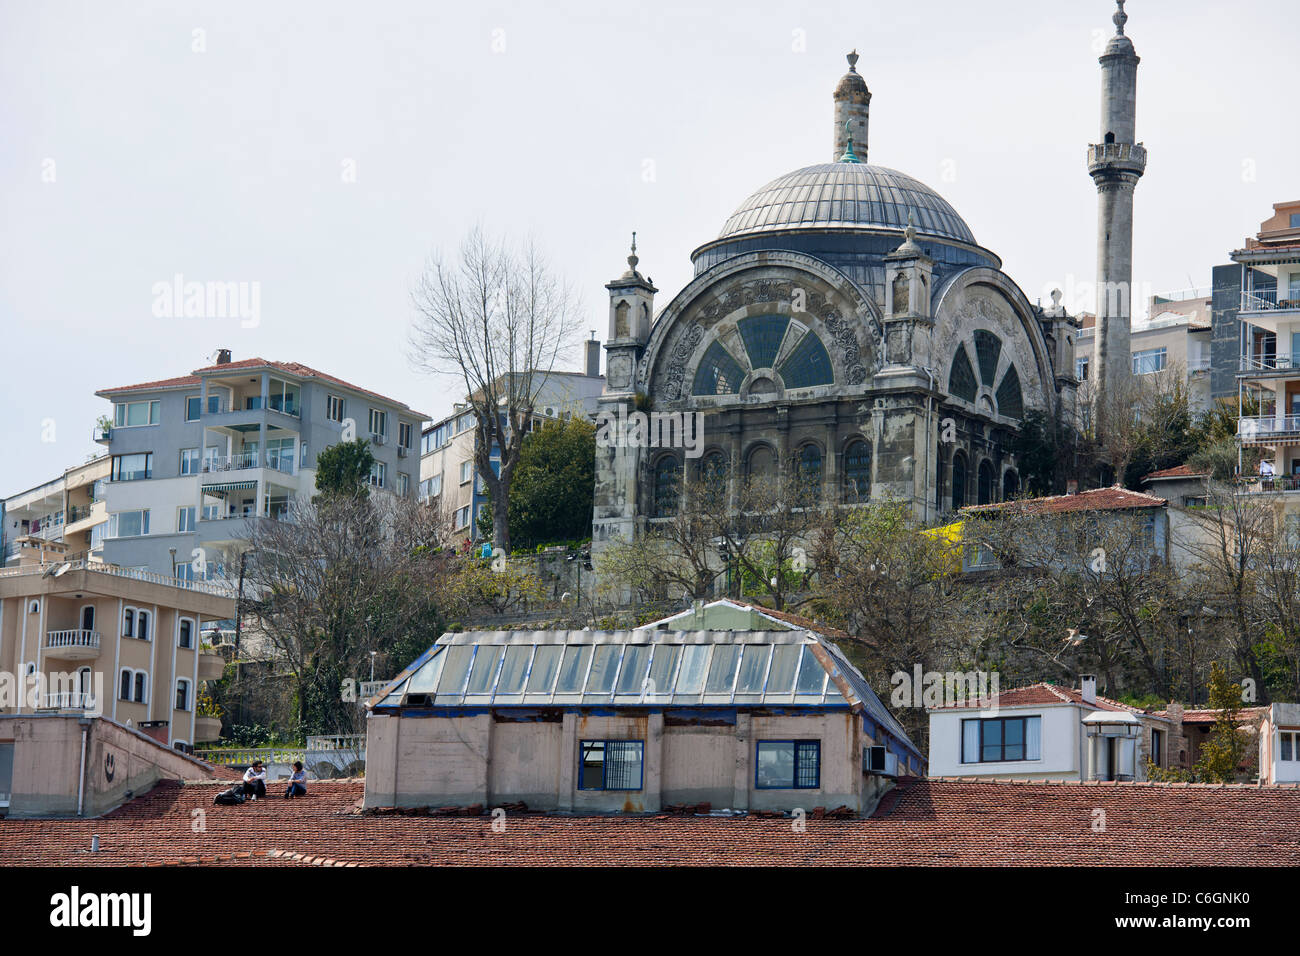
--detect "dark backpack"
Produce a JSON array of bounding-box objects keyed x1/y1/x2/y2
[{"x1": 213, "y1": 785, "x2": 246, "y2": 806}]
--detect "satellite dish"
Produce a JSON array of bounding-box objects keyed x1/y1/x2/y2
[{"x1": 53, "y1": 563, "x2": 72, "y2": 578}]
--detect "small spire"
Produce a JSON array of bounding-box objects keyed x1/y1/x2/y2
[
  {"x1": 904, "y1": 212, "x2": 917, "y2": 244},
  {"x1": 839, "y1": 121, "x2": 861, "y2": 163},
  {"x1": 1113, "y1": 0, "x2": 1127, "y2": 35},
  {"x1": 627, "y1": 231, "x2": 639, "y2": 271},
  {"x1": 846, "y1": 49, "x2": 859, "y2": 73}
]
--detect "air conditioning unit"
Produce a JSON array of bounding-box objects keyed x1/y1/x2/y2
[
  {"x1": 397, "y1": 446, "x2": 409, "y2": 458},
  {"x1": 864, "y1": 745, "x2": 899, "y2": 776},
  {"x1": 371, "y1": 433, "x2": 386, "y2": 446}
]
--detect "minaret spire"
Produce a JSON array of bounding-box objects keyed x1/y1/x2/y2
[
  {"x1": 833, "y1": 50, "x2": 871, "y2": 163},
  {"x1": 1088, "y1": 0, "x2": 1145, "y2": 429}
]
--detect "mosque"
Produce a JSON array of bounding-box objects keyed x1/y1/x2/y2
[{"x1": 593, "y1": 2, "x2": 1142, "y2": 549}]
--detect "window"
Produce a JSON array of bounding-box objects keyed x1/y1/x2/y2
[
  {"x1": 177, "y1": 506, "x2": 196, "y2": 533},
  {"x1": 266, "y1": 378, "x2": 300, "y2": 415},
  {"x1": 395, "y1": 472, "x2": 410, "y2": 496},
  {"x1": 1151, "y1": 728, "x2": 1163, "y2": 766},
  {"x1": 123, "y1": 608, "x2": 135, "y2": 638},
  {"x1": 961, "y1": 716, "x2": 1042, "y2": 763},
  {"x1": 949, "y1": 345, "x2": 978, "y2": 403},
  {"x1": 420, "y1": 475, "x2": 442, "y2": 499},
  {"x1": 369, "y1": 461, "x2": 386, "y2": 488},
  {"x1": 136, "y1": 610, "x2": 150, "y2": 641},
  {"x1": 119, "y1": 669, "x2": 132, "y2": 700},
  {"x1": 185, "y1": 396, "x2": 201, "y2": 421},
  {"x1": 111, "y1": 453, "x2": 153, "y2": 481},
  {"x1": 1281, "y1": 730, "x2": 1300, "y2": 762},
  {"x1": 843, "y1": 440, "x2": 870, "y2": 501},
  {"x1": 454, "y1": 505, "x2": 471, "y2": 530},
  {"x1": 327, "y1": 394, "x2": 346, "y2": 423},
  {"x1": 578, "y1": 740, "x2": 644, "y2": 791},
  {"x1": 178, "y1": 619, "x2": 194, "y2": 649},
  {"x1": 175, "y1": 679, "x2": 191, "y2": 711},
  {"x1": 113, "y1": 400, "x2": 160, "y2": 428},
  {"x1": 180, "y1": 447, "x2": 201, "y2": 475},
  {"x1": 134, "y1": 672, "x2": 147, "y2": 704},
  {"x1": 653, "y1": 455, "x2": 681, "y2": 517},
  {"x1": 398, "y1": 421, "x2": 413, "y2": 449},
  {"x1": 692, "y1": 341, "x2": 747, "y2": 396},
  {"x1": 951, "y1": 453, "x2": 968, "y2": 509},
  {"x1": 1291, "y1": 213, "x2": 1300, "y2": 229},
  {"x1": 756, "y1": 740, "x2": 821, "y2": 789},
  {"x1": 796, "y1": 444, "x2": 822, "y2": 504},
  {"x1": 109, "y1": 510, "x2": 150, "y2": 538},
  {"x1": 1132, "y1": 347, "x2": 1167, "y2": 375},
  {"x1": 1076, "y1": 356, "x2": 1089, "y2": 381},
  {"x1": 368, "y1": 408, "x2": 388, "y2": 437},
  {"x1": 459, "y1": 461, "x2": 473, "y2": 484}
]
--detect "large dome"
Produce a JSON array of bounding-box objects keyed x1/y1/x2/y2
[{"x1": 717, "y1": 163, "x2": 977, "y2": 246}]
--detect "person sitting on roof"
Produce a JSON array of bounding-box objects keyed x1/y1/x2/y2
[
  {"x1": 284, "y1": 761, "x2": 307, "y2": 799},
  {"x1": 242, "y1": 760, "x2": 267, "y2": 800}
]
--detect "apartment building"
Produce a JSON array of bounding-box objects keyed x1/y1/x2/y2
[
  {"x1": 0, "y1": 551, "x2": 236, "y2": 763},
  {"x1": 1233, "y1": 201, "x2": 1300, "y2": 493},
  {"x1": 419, "y1": 346, "x2": 604, "y2": 543},
  {"x1": 1, "y1": 456, "x2": 110, "y2": 568},
  {"x1": 1074, "y1": 288, "x2": 1213, "y2": 413},
  {"x1": 95, "y1": 351, "x2": 429, "y2": 579}
]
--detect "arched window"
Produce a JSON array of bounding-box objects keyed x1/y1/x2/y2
[
  {"x1": 119, "y1": 669, "x2": 132, "y2": 701},
  {"x1": 123, "y1": 607, "x2": 134, "y2": 638},
  {"x1": 843, "y1": 440, "x2": 871, "y2": 502},
  {"x1": 796, "y1": 444, "x2": 822, "y2": 505},
  {"x1": 80, "y1": 605, "x2": 95, "y2": 631},
  {"x1": 1003, "y1": 469, "x2": 1020, "y2": 500},
  {"x1": 952, "y1": 453, "x2": 968, "y2": 509},
  {"x1": 935, "y1": 443, "x2": 946, "y2": 512},
  {"x1": 178, "y1": 618, "x2": 194, "y2": 649},
  {"x1": 978, "y1": 460, "x2": 994, "y2": 505},
  {"x1": 175, "y1": 679, "x2": 192, "y2": 712},
  {"x1": 134, "y1": 672, "x2": 147, "y2": 704},
  {"x1": 746, "y1": 444, "x2": 775, "y2": 480},
  {"x1": 653, "y1": 455, "x2": 681, "y2": 517},
  {"x1": 137, "y1": 610, "x2": 150, "y2": 642},
  {"x1": 949, "y1": 346, "x2": 978, "y2": 403}
]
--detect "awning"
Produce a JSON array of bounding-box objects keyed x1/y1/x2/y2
[{"x1": 201, "y1": 480, "x2": 258, "y2": 495}]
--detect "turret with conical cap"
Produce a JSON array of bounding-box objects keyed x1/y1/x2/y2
[{"x1": 833, "y1": 50, "x2": 870, "y2": 162}]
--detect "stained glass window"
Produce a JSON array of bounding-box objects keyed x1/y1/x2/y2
[
  {"x1": 996, "y1": 365, "x2": 1024, "y2": 420},
  {"x1": 973, "y1": 330, "x2": 1002, "y2": 386},
  {"x1": 692, "y1": 342, "x2": 746, "y2": 395},
  {"x1": 949, "y1": 345, "x2": 978, "y2": 403},
  {"x1": 739, "y1": 314, "x2": 789, "y2": 370},
  {"x1": 777, "y1": 333, "x2": 834, "y2": 389}
]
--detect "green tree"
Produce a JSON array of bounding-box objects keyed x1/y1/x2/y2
[
  {"x1": 505, "y1": 416, "x2": 595, "y2": 551},
  {"x1": 314, "y1": 439, "x2": 375, "y2": 499},
  {"x1": 1194, "y1": 662, "x2": 1246, "y2": 783}
]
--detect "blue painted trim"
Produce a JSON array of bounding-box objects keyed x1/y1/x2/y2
[{"x1": 754, "y1": 739, "x2": 822, "y2": 790}]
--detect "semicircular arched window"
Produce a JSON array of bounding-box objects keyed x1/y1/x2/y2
[
  {"x1": 995, "y1": 365, "x2": 1023, "y2": 420},
  {"x1": 777, "y1": 333, "x2": 833, "y2": 389},
  {"x1": 692, "y1": 342, "x2": 746, "y2": 396},
  {"x1": 796, "y1": 444, "x2": 823, "y2": 505},
  {"x1": 693, "y1": 314, "x2": 836, "y2": 395},
  {"x1": 949, "y1": 345, "x2": 978, "y2": 403}
]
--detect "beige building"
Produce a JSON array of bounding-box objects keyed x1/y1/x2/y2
[
  {"x1": 2, "y1": 455, "x2": 110, "y2": 567},
  {"x1": 1075, "y1": 289, "x2": 1213, "y2": 413},
  {"x1": 0, "y1": 553, "x2": 235, "y2": 764}
]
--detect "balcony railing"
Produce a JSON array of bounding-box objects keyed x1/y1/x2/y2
[
  {"x1": 1238, "y1": 475, "x2": 1300, "y2": 494},
  {"x1": 1238, "y1": 415, "x2": 1300, "y2": 440},
  {"x1": 0, "y1": 559, "x2": 237, "y2": 597},
  {"x1": 1239, "y1": 353, "x2": 1300, "y2": 374},
  {"x1": 1241, "y1": 289, "x2": 1300, "y2": 313},
  {"x1": 67, "y1": 504, "x2": 98, "y2": 524},
  {"x1": 45, "y1": 629, "x2": 101, "y2": 651},
  {"x1": 38, "y1": 691, "x2": 98, "y2": 711},
  {"x1": 201, "y1": 451, "x2": 296, "y2": 475}
]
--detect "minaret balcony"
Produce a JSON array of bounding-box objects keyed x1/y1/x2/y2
[{"x1": 1087, "y1": 142, "x2": 1147, "y2": 176}]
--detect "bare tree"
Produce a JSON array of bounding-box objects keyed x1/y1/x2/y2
[{"x1": 409, "y1": 227, "x2": 581, "y2": 553}]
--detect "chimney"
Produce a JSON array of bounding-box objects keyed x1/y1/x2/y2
[
  {"x1": 216, "y1": 348, "x2": 232, "y2": 365},
  {"x1": 1080, "y1": 674, "x2": 1097, "y2": 705},
  {"x1": 585, "y1": 332, "x2": 601, "y2": 378}
]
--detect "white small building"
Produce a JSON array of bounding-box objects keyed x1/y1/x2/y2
[
  {"x1": 927, "y1": 677, "x2": 1170, "y2": 781},
  {"x1": 1258, "y1": 703, "x2": 1300, "y2": 784}
]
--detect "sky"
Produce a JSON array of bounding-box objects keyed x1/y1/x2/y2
[{"x1": 2, "y1": 0, "x2": 1297, "y2": 496}]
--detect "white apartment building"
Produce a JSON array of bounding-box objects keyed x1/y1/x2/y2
[{"x1": 2, "y1": 456, "x2": 110, "y2": 568}]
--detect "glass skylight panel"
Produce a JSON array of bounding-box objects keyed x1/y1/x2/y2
[
  {"x1": 795, "y1": 645, "x2": 828, "y2": 697},
  {"x1": 674, "y1": 644, "x2": 711, "y2": 696},
  {"x1": 704, "y1": 644, "x2": 741, "y2": 694},
  {"x1": 378, "y1": 677, "x2": 409, "y2": 707},
  {"x1": 614, "y1": 645, "x2": 651, "y2": 696},
  {"x1": 495, "y1": 645, "x2": 533, "y2": 696},
  {"x1": 465, "y1": 646, "x2": 504, "y2": 695},
  {"x1": 645, "y1": 644, "x2": 680, "y2": 698},
  {"x1": 766, "y1": 645, "x2": 800, "y2": 695},
  {"x1": 405, "y1": 649, "x2": 445, "y2": 695},
  {"x1": 734, "y1": 645, "x2": 772, "y2": 694},
  {"x1": 585, "y1": 645, "x2": 621, "y2": 695},
  {"x1": 554, "y1": 645, "x2": 592, "y2": 695},
  {"x1": 436, "y1": 645, "x2": 474, "y2": 699},
  {"x1": 526, "y1": 644, "x2": 563, "y2": 694}
]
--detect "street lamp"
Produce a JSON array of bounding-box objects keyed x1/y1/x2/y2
[{"x1": 369, "y1": 650, "x2": 378, "y2": 682}]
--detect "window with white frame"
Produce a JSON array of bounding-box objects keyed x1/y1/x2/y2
[
  {"x1": 1281, "y1": 730, "x2": 1300, "y2": 762},
  {"x1": 180, "y1": 447, "x2": 201, "y2": 475},
  {"x1": 368, "y1": 408, "x2": 388, "y2": 437},
  {"x1": 327, "y1": 394, "x2": 346, "y2": 423},
  {"x1": 136, "y1": 610, "x2": 150, "y2": 641},
  {"x1": 178, "y1": 618, "x2": 194, "y2": 649},
  {"x1": 111, "y1": 453, "x2": 153, "y2": 481},
  {"x1": 177, "y1": 506, "x2": 196, "y2": 533},
  {"x1": 420, "y1": 475, "x2": 442, "y2": 499},
  {"x1": 395, "y1": 472, "x2": 410, "y2": 496},
  {"x1": 369, "y1": 461, "x2": 386, "y2": 488},
  {"x1": 1075, "y1": 356, "x2": 1089, "y2": 381},
  {"x1": 108, "y1": 510, "x2": 150, "y2": 538},
  {"x1": 460, "y1": 460, "x2": 473, "y2": 484},
  {"x1": 1132, "y1": 347, "x2": 1167, "y2": 375},
  {"x1": 185, "y1": 396, "x2": 201, "y2": 421},
  {"x1": 398, "y1": 421, "x2": 413, "y2": 449},
  {"x1": 119, "y1": 668, "x2": 148, "y2": 704},
  {"x1": 122, "y1": 607, "x2": 134, "y2": 637},
  {"x1": 113, "y1": 400, "x2": 160, "y2": 428},
  {"x1": 454, "y1": 505, "x2": 470, "y2": 530},
  {"x1": 175, "y1": 678, "x2": 192, "y2": 712}
]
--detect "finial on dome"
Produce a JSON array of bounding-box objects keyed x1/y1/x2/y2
[
  {"x1": 904, "y1": 212, "x2": 917, "y2": 243},
  {"x1": 1113, "y1": 0, "x2": 1127, "y2": 35},
  {"x1": 627, "y1": 231, "x2": 639, "y2": 271},
  {"x1": 839, "y1": 121, "x2": 861, "y2": 163},
  {"x1": 846, "y1": 49, "x2": 859, "y2": 72}
]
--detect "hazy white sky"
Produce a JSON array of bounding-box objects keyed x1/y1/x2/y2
[{"x1": 2, "y1": 0, "x2": 1296, "y2": 495}]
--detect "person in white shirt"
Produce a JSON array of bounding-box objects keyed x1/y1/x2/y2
[{"x1": 242, "y1": 760, "x2": 267, "y2": 800}]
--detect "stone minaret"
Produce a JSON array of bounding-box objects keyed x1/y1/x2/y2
[
  {"x1": 1088, "y1": 0, "x2": 1146, "y2": 415},
  {"x1": 833, "y1": 51, "x2": 870, "y2": 162}
]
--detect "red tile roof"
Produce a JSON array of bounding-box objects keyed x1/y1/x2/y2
[
  {"x1": 1143, "y1": 464, "x2": 1207, "y2": 482},
  {"x1": 963, "y1": 486, "x2": 1167, "y2": 516},
  {"x1": 99, "y1": 358, "x2": 425, "y2": 415},
  {"x1": 933, "y1": 682, "x2": 1151, "y2": 715},
  {"x1": 1154, "y1": 706, "x2": 1269, "y2": 726},
  {"x1": 3, "y1": 777, "x2": 1297, "y2": 866}
]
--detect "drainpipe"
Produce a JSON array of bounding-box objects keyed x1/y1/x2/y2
[{"x1": 76, "y1": 718, "x2": 90, "y2": 817}]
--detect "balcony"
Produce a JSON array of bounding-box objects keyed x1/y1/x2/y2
[
  {"x1": 1238, "y1": 414, "x2": 1300, "y2": 445},
  {"x1": 1238, "y1": 353, "x2": 1300, "y2": 378},
  {"x1": 197, "y1": 651, "x2": 226, "y2": 681},
  {"x1": 194, "y1": 715, "x2": 223, "y2": 743},
  {"x1": 37, "y1": 691, "x2": 99, "y2": 712},
  {"x1": 1240, "y1": 289, "x2": 1300, "y2": 315},
  {"x1": 1087, "y1": 142, "x2": 1147, "y2": 176},
  {"x1": 44, "y1": 629, "x2": 102, "y2": 660},
  {"x1": 1238, "y1": 475, "x2": 1300, "y2": 495},
  {"x1": 93, "y1": 425, "x2": 112, "y2": 444},
  {"x1": 200, "y1": 450, "x2": 296, "y2": 476}
]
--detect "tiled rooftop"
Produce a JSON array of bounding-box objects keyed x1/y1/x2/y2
[
  {"x1": 963, "y1": 486, "x2": 1167, "y2": 516},
  {"x1": 3, "y1": 777, "x2": 1298, "y2": 866},
  {"x1": 931, "y1": 682, "x2": 1149, "y2": 714}
]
